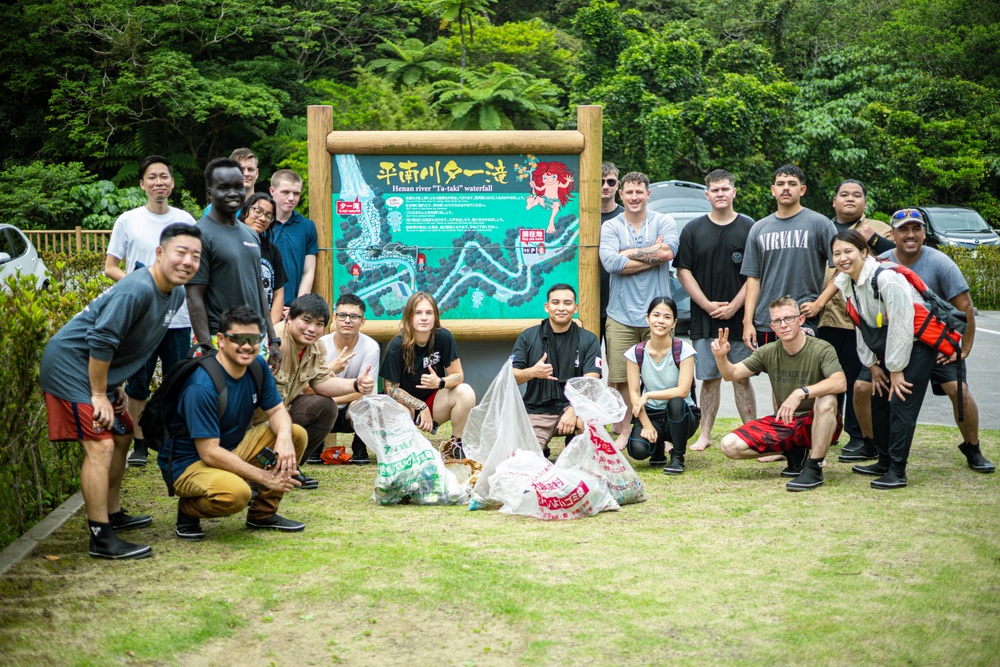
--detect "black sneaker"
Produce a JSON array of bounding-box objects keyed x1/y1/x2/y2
[
  {"x1": 958, "y1": 443, "x2": 996, "y2": 473},
  {"x1": 786, "y1": 459, "x2": 824, "y2": 491},
  {"x1": 349, "y1": 448, "x2": 371, "y2": 465},
  {"x1": 649, "y1": 457, "x2": 667, "y2": 468},
  {"x1": 127, "y1": 443, "x2": 148, "y2": 467},
  {"x1": 88, "y1": 522, "x2": 152, "y2": 560},
  {"x1": 663, "y1": 452, "x2": 685, "y2": 475},
  {"x1": 293, "y1": 473, "x2": 319, "y2": 490},
  {"x1": 109, "y1": 509, "x2": 152, "y2": 531},
  {"x1": 871, "y1": 467, "x2": 908, "y2": 489},
  {"x1": 246, "y1": 514, "x2": 305, "y2": 532},
  {"x1": 838, "y1": 437, "x2": 877, "y2": 462},
  {"x1": 852, "y1": 458, "x2": 890, "y2": 476},
  {"x1": 175, "y1": 506, "x2": 205, "y2": 541},
  {"x1": 304, "y1": 456, "x2": 324, "y2": 465},
  {"x1": 780, "y1": 447, "x2": 808, "y2": 478},
  {"x1": 542, "y1": 447, "x2": 553, "y2": 462}
]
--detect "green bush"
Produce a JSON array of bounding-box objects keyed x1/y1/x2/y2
[
  {"x1": 942, "y1": 245, "x2": 1000, "y2": 310},
  {"x1": 71, "y1": 180, "x2": 148, "y2": 230},
  {"x1": 0, "y1": 264, "x2": 112, "y2": 550},
  {"x1": 0, "y1": 161, "x2": 96, "y2": 230}
]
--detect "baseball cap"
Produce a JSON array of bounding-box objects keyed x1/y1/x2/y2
[{"x1": 890, "y1": 208, "x2": 925, "y2": 229}]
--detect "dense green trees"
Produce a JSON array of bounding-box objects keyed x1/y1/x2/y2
[{"x1": 0, "y1": 0, "x2": 996, "y2": 226}]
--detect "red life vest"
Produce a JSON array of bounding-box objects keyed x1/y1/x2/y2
[{"x1": 844, "y1": 261, "x2": 966, "y2": 359}]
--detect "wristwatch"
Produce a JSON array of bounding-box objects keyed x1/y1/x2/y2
[
  {"x1": 800, "y1": 386, "x2": 810, "y2": 398},
  {"x1": 438, "y1": 378, "x2": 446, "y2": 389},
  {"x1": 270, "y1": 337, "x2": 281, "y2": 345}
]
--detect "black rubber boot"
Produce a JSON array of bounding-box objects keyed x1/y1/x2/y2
[
  {"x1": 958, "y1": 443, "x2": 996, "y2": 473},
  {"x1": 649, "y1": 441, "x2": 667, "y2": 467},
  {"x1": 871, "y1": 463, "x2": 908, "y2": 489},
  {"x1": 109, "y1": 508, "x2": 152, "y2": 531},
  {"x1": 127, "y1": 440, "x2": 148, "y2": 467},
  {"x1": 786, "y1": 458, "x2": 825, "y2": 491},
  {"x1": 88, "y1": 520, "x2": 152, "y2": 559},
  {"x1": 838, "y1": 436, "x2": 877, "y2": 462},
  {"x1": 780, "y1": 446, "x2": 809, "y2": 478},
  {"x1": 349, "y1": 435, "x2": 371, "y2": 465},
  {"x1": 852, "y1": 454, "x2": 891, "y2": 476},
  {"x1": 663, "y1": 451, "x2": 684, "y2": 475}
]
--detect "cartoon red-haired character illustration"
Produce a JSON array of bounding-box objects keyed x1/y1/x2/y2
[
  {"x1": 526, "y1": 161, "x2": 574, "y2": 234},
  {"x1": 350, "y1": 263, "x2": 361, "y2": 280},
  {"x1": 416, "y1": 252, "x2": 426, "y2": 272}
]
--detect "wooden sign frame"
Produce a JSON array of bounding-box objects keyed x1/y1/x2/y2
[{"x1": 307, "y1": 105, "x2": 602, "y2": 341}]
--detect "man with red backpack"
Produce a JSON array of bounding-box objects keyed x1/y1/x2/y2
[{"x1": 853, "y1": 209, "x2": 994, "y2": 474}]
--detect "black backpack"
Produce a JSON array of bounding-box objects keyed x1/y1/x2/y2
[
  {"x1": 139, "y1": 345, "x2": 264, "y2": 495},
  {"x1": 634, "y1": 338, "x2": 698, "y2": 407}
]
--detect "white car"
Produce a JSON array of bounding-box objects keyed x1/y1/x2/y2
[{"x1": 0, "y1": 224, "x2": 49, "y2": 289}]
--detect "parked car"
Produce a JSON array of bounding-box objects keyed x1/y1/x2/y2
[
  {"x1": 0, "y1": 224, "x2": 49, "y2": 289},
  {"x1": 917, "y1": 206, "x2": 1000, "y2": 249},
  {"x1": 646, "y1": 180, "x2": 712, "y2": 329}
]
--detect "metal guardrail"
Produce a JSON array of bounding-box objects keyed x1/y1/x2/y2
[{"x1": 23, "y1": 227, "x2": 112, "y2": 254}]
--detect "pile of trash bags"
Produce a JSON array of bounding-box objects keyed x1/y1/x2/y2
[{"x1": 351, "y1": 362, "x2": 646, "y2": 519}]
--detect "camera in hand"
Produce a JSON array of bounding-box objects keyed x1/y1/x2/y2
[{"x1": 255, "y1": 446, "x2": 278, "y2": 469}]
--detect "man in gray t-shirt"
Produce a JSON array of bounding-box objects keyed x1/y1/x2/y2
[
  {"x1": 186, "y1": 158, "x2": 282, "y2": 368},
  {"x1": 741, "y1": 164, "x2": 835, "y2": 350},
  {"x1": 39, "y1": 224, "x2": 202, "y2": 560}
]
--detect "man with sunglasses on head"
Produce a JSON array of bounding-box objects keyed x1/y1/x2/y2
[
  {"x1": 598, "y1": 162, "x2": 625, "y2": 345},
  {"x1": 852, "y1": 208, "x2": 994, "y2": 474},
  {"x1": 160, "y1": 306, "x2": 309, "y2": 541},
  {"x1": 713, "y1": 297, "x2": 846, "y2": 491},
  {"x1": 318, "y1": 294, "x2": 381, "y2": 464},
  {"x1": 252, "y1": 294, "x2": 376, "y2": 481}
]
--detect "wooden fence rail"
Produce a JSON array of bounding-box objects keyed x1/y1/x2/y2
[{"x1": 24, "y1": 227, "x2": 112, "y2": 255}]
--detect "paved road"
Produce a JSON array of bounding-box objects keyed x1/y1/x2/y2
[{"x1": 717, "y1": 311, "x2": 1000, "y2": 430}]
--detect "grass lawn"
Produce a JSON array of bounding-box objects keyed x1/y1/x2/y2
[{"x1": 0, "y1": 420, "x2": 997, "y2": 666}]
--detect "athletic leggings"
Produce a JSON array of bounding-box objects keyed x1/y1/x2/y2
[{"x1": 627, "y1": 397, "x2": 699, "y2": 460}]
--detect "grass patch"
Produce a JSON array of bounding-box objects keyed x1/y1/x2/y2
[{"x1": 0, "y1": 421, "x2": 998, "y2": 666}]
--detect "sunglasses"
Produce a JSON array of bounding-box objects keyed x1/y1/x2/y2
[
  {"x1": 602, "y1": 178, "x2": 618, "y2": 187},
  {"x1": 892, "y1": 209, "x2": 923, "y2": 222},
  {"x1": 221, "y1": 332, "x2": 265, "y2": 346}
]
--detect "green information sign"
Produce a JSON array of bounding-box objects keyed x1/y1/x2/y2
[{"x1": 332, "y1": 153, "x2": 580, "y2": 320}]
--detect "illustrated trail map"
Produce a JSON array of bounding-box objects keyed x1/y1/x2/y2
[{"x1": 332, "y1": 153, "x2": 580, "y2": 320}]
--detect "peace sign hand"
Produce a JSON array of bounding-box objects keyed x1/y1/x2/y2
[
  {"x1": 329, "y1": 345, "x2": 356, "y2": 374},
  {"x1": 711, "y1": 327, "x2": 731, "y2": 358}
]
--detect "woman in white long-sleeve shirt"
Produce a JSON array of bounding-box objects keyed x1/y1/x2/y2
[{"x1": 832, "y1": 228, "x2": 942, "y2": 489}]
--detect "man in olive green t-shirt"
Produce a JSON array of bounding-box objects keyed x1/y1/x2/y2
[{"x1": 712, "y1": 296, "x2": 846, "y2": 491}]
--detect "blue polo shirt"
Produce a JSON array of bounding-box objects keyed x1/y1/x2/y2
[{"x1": 269, "y1": 210, "x2": 318, "y2": 306}]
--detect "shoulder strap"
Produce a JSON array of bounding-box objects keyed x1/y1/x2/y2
[
  {"x1": 672, "y1": 338, "x2": 698, "y2": 407},
  {"x1": 247, "y1": 357, "x2": 265, "y2": 405},
  {"x1": 197, "y1": 355, "x2": 229, "y2": 420},
  {"x1": 870, "y1": 265, "x2": 884, "y2": 302},
  {"x1": 635, "y1": 340, "x2": 646, "y2": 369}
]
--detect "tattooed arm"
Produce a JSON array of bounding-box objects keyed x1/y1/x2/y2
[{"x1": 384, "y1": 379, "x2": 435, "y2": 432}]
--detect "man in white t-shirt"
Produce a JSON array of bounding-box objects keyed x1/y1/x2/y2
[
  {"x1": 317, "y1": 293, "x2": 381, "y2": 464},
  {"x1": 105, "y1": 155, "x2": 197, "y2": 467}
]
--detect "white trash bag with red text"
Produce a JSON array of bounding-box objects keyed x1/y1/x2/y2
[
  {"x1": 556, "y1": 377, "x2": 646, "y2": 505},
  {"x1": 462, "y1": 359, "x2": 544, "y2": 510},
  {"x1": 349, "y1": 395, "x2": 467, "y2": 506},
  {"x1": 488, "y1": 449, "x2": 619, "y2": 520}
]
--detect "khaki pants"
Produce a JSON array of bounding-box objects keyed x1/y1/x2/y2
[{"x1": 173, "y1": 423, "x2": 307, "y2": 521}]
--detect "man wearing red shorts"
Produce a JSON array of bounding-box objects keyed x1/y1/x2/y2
[
  {"x1": 713, "y1": 296, "x2": 846, "y2": 491},
  {"x1": 39, "y1": 224, "x2": 202, "y2": 559}
]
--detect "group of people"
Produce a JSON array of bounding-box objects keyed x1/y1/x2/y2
[
  {"x1": 596, "y1": 162, "x2": 993, "y2": 493},
  {"x1": 38, "y1": 154, "x2": 994, "y2": 561}
]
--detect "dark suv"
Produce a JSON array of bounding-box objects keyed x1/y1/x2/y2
[{"x1": 917, "y1": 206, "x2": 999, "y2": 249}]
